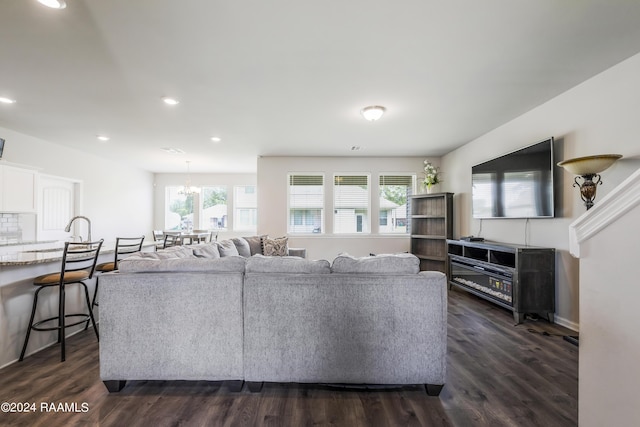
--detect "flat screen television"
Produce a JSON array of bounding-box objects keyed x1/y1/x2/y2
[
  {"x1": 0, "y1": 138, "x2": 4, "y2": 159},
  {"x1": 472, "y1": 137, "x2": 554, "y2": 219}
]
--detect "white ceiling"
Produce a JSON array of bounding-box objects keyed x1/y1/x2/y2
[{"x1": 1, "y1": 0, "x2": 640, "y2": 173}]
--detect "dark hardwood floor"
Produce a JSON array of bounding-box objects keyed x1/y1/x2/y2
[{"x1": 0, "y1": 289, "x2": 578, "y2": 426}]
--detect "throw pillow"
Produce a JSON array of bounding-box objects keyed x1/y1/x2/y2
[
  {"x1": 231, "y1": 237, "x2": 252, "y2": 258},
  {"x1": 243, "y1": 235, "x2": 267, "y2": 256},
  {"x1": 217, "y1": 239, "x2": 239, "y2": 257},
  {"x1": 261, "y1": 236, "x2": 288, "y2": 256}
]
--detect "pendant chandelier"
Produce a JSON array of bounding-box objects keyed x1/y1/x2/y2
[{"x1": 179, "y1": 161, "x2": 200, "y2": 196}]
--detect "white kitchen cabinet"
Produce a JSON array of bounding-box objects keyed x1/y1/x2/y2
[{"x1": 0, "y1": 164, "x2": 38, "y2": 212}]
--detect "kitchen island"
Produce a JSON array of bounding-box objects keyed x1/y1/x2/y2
[{"x1": 0, "y1": 241, "x2": 155, "y2": 368}]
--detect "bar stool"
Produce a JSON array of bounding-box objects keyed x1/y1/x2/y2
[
  {"x1": 20, "y1": 240, "x2": 104, "y2": 362},
  {"x1": 90, "y1": 235, "x2": 145, "y2": 308}
]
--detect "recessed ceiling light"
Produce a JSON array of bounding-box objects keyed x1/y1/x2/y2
[
  {"x1": 210, "y1": 136, "x2": 222, "y2": 143},
  {"x1": 161, "y1": 147, "x2": 185, "y2": 154},
  {"x1": 162, "y1": 97, "x2": 180, "y2": 105},
  {"x1": 0, "y1": 97, "x2": 16, "y2": 104},
  {"x1": 360, "y1": 105, "x2": 386, "y2": 121},
  {"x1": 96, "y1": 135, "x2": 110, "y2": 142},
  {"x1": 37, "y1": 0, "x2": 67, "y2": 9}
]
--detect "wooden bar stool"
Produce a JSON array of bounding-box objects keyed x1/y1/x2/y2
[{"x1": 19, "y1": 240, "x2": 104, "y2": 362}]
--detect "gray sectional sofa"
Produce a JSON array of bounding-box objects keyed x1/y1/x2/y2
[{"x1": 98, "y1": 244, "x2": 448, "y2": 396}]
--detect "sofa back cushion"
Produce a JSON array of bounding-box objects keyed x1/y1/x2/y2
[
  {"x1": 191, "y1": 243, "x2": 221, "y2": 258},
  {"x1": 331, "y1": 253, "x2": 420, "y2": 274},
  {"x1": 246, "y1": 254, "x2": 330, "y2": 274},
  {"x1": 118, "y1": 255, "x2": 246, "y2": 273}
]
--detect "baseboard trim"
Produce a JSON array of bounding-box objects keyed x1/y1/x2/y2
[{"x1": 553, "y1": 315, "x2": 579, "y2": 333}]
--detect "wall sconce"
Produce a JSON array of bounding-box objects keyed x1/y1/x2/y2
[{"x1": 557, "y1": 154, "x2": 622, "y2": 210}]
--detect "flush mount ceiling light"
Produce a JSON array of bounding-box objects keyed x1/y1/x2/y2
[
  {"x1": 37, "y1": 0, "x2": 67, "y2": 9},
  {"x1": 0, "y1": 97, "x2": 16, "y2": 104},
  {"x1": 360, "y1": 105, "x2": 386, "y2": 121},
  {"x1": 96, "y1": 135, "x2": 110, "y2": 142},
  {"x1": 210, "y1": 136, "x2": 222, "y2": 143},
  {"x1": 162, "y1": 97, "x2": 180, "y2": 105}
]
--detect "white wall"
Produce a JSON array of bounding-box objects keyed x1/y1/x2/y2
[
  {"x1": 441, "y1": 52, "x2": 640, "y2": 330},
  {"x1": 0, "y1": 126, "x2": 154, "y2": 241},
  {"x1": 257, "y1": 156, "x2": 430, "y2": 260},
  {"x1": 153, "y1": 172, "x2": 257, "y2": 240}
]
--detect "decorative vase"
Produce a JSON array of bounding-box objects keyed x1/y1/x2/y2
[{"x1": 426, "y1": 185, "x2": 433, "y2": 194}]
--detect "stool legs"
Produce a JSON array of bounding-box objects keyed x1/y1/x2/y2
[
  {"x1": 19, "y1": 281, "x2": 99, "y2": 363},
  {"x1": 19, "y1": 286, "x2": 43, "y2": 361}
]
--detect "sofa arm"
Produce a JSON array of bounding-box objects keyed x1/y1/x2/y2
[{"x1": 287, "y1": 247, "x2": 306, "y2": 258}]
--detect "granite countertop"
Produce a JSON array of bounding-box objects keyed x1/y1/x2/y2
[
  {"x1": 0, "y1": 239, "x2": 57, "y2": 247},
  {"x1": 0, "y1": 242, "x2": 156, "y2": 266}
]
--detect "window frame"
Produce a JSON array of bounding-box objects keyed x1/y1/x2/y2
[
  {"x1": 287, "y1": 173, "x2": 325, "y2": 235},
  {"x1": 333, "y1": 173, "x2": 371, "y2": 235}
]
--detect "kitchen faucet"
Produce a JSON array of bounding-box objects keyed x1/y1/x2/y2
[{"x1": 64, "y1": 216, "x2": 92, "y2": 243}]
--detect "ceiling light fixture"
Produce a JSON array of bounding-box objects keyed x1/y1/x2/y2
[
  {"x1": 211, "y1": 136, "x2": 222, "y2": 143},
  {"x1": 360, "y1": 105, "x2": 386, "y2": 121},
  {"x1": 162, "y1": 97, "x2": 180, "y2": 105},
  {"x1": 37, "y1": 0, "x2": 67, "y2": 9},
  {"x1": 96, "y1": 135, "x2": 110, "y2": 142},
  {"x1": 0, "y1": 97, "x2": 16, "y2": 104}
]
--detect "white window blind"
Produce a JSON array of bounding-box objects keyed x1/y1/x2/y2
[
  {"x1": 288, "y1": 174, "x2": 324, "y2": 234},
  {"x1": 334, "y1": 174, "x2": 369, "y2": 234},
  {"x1": 379, "y1": 174, "x2": 415, "y2": 234}
]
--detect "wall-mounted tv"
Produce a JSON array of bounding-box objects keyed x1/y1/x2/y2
[{"x1": 472, "y1": 137, "x2": 554, "y2": 219}]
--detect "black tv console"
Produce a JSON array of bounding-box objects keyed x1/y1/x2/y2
[{"x1": 446, "y1": 239, "x2": 555, "y2": 324}]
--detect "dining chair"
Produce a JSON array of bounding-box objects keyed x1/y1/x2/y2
[
  {"x1": 163, "y1": 232, "x2": 182, "y2": 248},
  {"x1": 20, "y1": 239, "x2": 104, "y2": 362}
]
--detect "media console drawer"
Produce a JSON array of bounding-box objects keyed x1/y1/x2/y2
[{"x1": 446, "y1": 240, "x2": 555, "y2": 324}]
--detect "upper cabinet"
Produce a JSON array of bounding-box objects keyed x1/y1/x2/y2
[{"x1": 0, "y1": 164, "x2": 38, "y2": 212}]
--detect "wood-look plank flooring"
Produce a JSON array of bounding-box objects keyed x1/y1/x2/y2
[{"x1": 0, "y1": 289, "x2": 578, "y2": 426}]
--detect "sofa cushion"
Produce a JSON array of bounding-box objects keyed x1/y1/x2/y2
[
  {"x1": 217, "y1": 239, "x2": 240, "y2": 257},
  {"x1": 246, "y1": 254, "x2": 330, "y2": 274},
  {"x1": 118, "y1": 255, "x2": 246, "y2": 273},
  {"x1": 330, "y1": 253, "x2": 420, "y2": 274},
  {"x1": 261, "y1": 236, "x2": 288, "y2": 256},
  {"x1": 191, "y1": 243, "x2": 221, "y2": 258},
  {"x1": 136, "y1": 246, "x2": 194, "y2": 260},
  {"x1": 243, "y1": 235, "x2": 267, "y2": 256},
  {"x1": 231, "y1": 237, "x2": 252, "y2": 258}
]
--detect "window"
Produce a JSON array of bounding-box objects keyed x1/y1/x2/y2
[
  {"x1": 334, "y1": 174, "x2": 369, "y2": 234},
  {"x1": 379, "y1": 174, "x2": 415, "y2": 234},
  {"x1": 200, "y1": 186, "x2": 228, "y2": 230},
  {"x1": 234, "y1": 185, "x2": 257, "y2": 231},
  {"x1": 165, "y1": 186, "x2": 194, "y2": 230},
  {"x1": 288, "y1": 174, "x2": 324, "y2": 234}
]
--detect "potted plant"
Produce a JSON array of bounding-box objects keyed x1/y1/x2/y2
[{"x1": 422, "y1": 160, "x2": 441, "y2": 193}]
